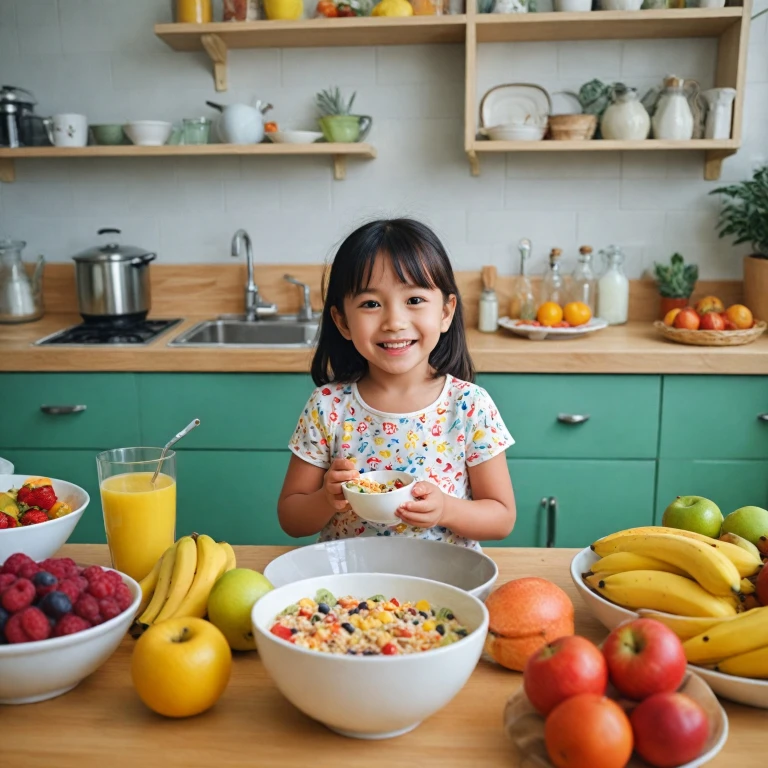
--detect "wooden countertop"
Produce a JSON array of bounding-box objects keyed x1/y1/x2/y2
[
  {"x1": 2, "y1": 545, "x2": 764, "y2": 768},
  {"x1": 2, "y1": 314, "x2": 767, "y2": 374}
]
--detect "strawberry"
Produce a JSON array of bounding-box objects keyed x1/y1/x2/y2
[
  {"x1": 16, "y1": 478, "x2": 57, "y2": 512},
  {"x1": 20, "y1": 509, "x2": 50, "y2": 526},
  {"x1": 0, "y1": 512, "x2": 17, "y2": 529}
]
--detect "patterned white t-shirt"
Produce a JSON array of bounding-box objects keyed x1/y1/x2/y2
[{"x1": 288, "y1": 376, "x2": 514, "y2": 548}]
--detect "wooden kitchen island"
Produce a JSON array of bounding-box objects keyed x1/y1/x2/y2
[{"x1": 2, "y1": 546, "x2": 765, "y2": 768}]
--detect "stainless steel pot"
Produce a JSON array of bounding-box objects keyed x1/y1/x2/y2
[{"x1": 72, "y1": 228, "x2": 156, "y2": 324}]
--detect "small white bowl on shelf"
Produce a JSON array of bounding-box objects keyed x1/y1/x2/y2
[
  {"x1": 341, "y1": 470, "x2": 417, "y2": 526},
  {"x1": 554, "y1": 0, "x2": 593, "y2": 10},
  {"x1": 123, "y1": 120, "x2": 173, "y2": 146},
  {"x1": 478, "y1": 123, "x2": 546, "y2": 141},
  {"x1": 266, "y1": 130, "x2": 324, "y2": 144}
]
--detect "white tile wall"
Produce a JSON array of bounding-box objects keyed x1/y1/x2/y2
[{"x1": 0, "y1": 0, "x2": 766, "y2": 281}]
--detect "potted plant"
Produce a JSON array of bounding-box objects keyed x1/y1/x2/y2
[
  {"x1": 710, "y1": 165, "x2": 768, "y2": 321},
  {"x1": 653, "y1": 252, "x2": 699, "y2": 319},
  {"x1": 315, "y1": 87, "x2": 372, "y2": 144}
]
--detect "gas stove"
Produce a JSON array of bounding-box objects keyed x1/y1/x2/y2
[{"x1": 35, "y1": 319, "x2": 182, "y2": 346}]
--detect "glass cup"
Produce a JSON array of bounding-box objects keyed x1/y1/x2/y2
[
  {"x1": 97, "y1": 447, "x2": 177, "y2": 582},
  {"x1": 182, "y1": 117, "x2": 211, "y2": 145}
]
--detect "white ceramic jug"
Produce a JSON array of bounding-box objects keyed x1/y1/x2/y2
[
  {"x1": 652, "y1": 76, "x2": 694, "y2": 140},
  {"x1": 600, "y1": 86, "x2": 650, "y2": 141},
  {"x1": 211, "y1": 100, "x2": 272, "y2": 145}
]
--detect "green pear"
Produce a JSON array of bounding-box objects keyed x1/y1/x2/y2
[
  {"x1": 661, "y1": 495, "x2": 723, "y2": 538},
  {"x1": 721, "y1": 506, "x2": 768, "y2": 548},
  {"x1": 0, "y1": 492, "x2": 20, "y2": 520},
  {"x1": 207, "y1": 568, "x2": 274, "y2": 651}
]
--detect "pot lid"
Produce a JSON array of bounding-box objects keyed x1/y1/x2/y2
[
  {"x1": 72, "y1": 228, "x2": 155, "y2": 263},
  {"x1": 0, "y1": 85, "x2": 36, "y2": 107}
]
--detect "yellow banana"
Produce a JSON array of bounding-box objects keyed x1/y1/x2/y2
[
  {"x1": 584, "y1": 571, "x2": 737, "y2": 618},
  {"x1": 219, "y1": 541, "x2": 237, "y2": 573},
  {"x1": 591, "y1": 532, "x2": 741, "y2": 596},
  {"x1": 636, "y1": 609, "x2": 739, "y2": 642},
  {"x1": 154, "y1": 535, "x2": 198, "y2": 624},
  {"x1": 740, "y1": 578, "x2": 756, "y2": 595},
  {"x1": 137, "y1": 542, "x2": 178, "y2": 626},
  {"x1": 593, "y1": 526, "x2": 761, "y2": 578},
  {"x1": 136, "y1": 555, "x2": 163, "y2": 616},
  {"x1": 683, "y1": 606, "x2": 768, "y2": 664},
  {"x1": 714, "y1": 645, "x2": 768, "y2": 679},
  {"x1": 165, "y1": 534, "x2": 226, "y2": 620},
  {"x1": 589, "y1": 551, "x2": 688, "y2": 577},
  {"x1": 719, "y1": 532, "x2": 762, "y2": 561}
]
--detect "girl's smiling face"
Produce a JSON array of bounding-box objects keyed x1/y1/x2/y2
[{"x1": 331, "y1": 254, "x2": 456, "y2": 378}]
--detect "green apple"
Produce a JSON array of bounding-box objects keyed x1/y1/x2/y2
[
  {"x1": 207, "y1": 568, "x2": 274, "y2": 651},
  {"x1": 721, "y1": 506, "x2": 768, "y2": 548},
  {"x1": 661, "y1": 496, "x2": 723, "y2": 538}
]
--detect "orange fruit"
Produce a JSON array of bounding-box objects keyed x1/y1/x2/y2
[
  {"x1": 563, "y1": 302, "x2": 591, "y2": 327},
  {"x1": 663, "y1": 307, "x2": 682, "y2": 326},
  {"x1": 537, "y1": 302, "x2": 564, "y2": 327},
  {"x1": 694, "y1": 295, "x2": 725, "y2": 315},
  {"x1": 545, "y1": 694, "x2": 634, "y2": 768},
  {"x1": 725, "y1": 304, "x2": 753, "y2": 330}
]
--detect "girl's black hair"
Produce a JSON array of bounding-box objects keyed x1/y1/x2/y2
[{"x1": 311, "y1": 218, "x2": 474, "y2": 386}]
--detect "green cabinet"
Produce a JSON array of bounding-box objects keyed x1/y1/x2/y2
[
  {"x1": 655, "y1": 460, "x2": 768, "y2": 523},
  {"x1": 486, "y1": 459, "x2": 656, "y2": 549}
]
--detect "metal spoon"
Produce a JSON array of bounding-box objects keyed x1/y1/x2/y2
[{"x1": 151, "y1": 418, "x2": 200, "y2": 486}]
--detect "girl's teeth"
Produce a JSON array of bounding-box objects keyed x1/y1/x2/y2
[{"x1": 382, "y1": 341, "x2": 411, "y2": 349}]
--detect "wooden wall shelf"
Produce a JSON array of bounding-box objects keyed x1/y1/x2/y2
[{"x1": 0, "y1": 143, "x2": 376, "y2": 182}]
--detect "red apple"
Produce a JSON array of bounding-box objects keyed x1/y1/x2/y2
[
  {"x1": 602, "y1": 618, "x2": 687, "y2": 700},
  {"x1": 673, "y1": 307, "x2": 700, "y2": 331},
  {"x1": 721, "y1": 313, "x2": 738, "y2": 331},
  {"x1": 523, "y1": 635, "x2": 608, "y2": 716},
  {"x1": 700, "y1": 312, "x2": 726, "y2": 331},
  {"x1": 756, "y1": 564, "x2": 768, "y2": 606},
  {"x1": 630, "y1": 692, "x2": 709, "y2": 767}
]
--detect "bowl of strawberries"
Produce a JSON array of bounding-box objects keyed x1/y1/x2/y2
[{"x1": 0, "y1": 475, "x2": 89, "y2": 563}]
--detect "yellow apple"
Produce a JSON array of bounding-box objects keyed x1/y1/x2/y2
[{"x1": 131, "y1": 617, "x2": 232, "y2": 718}]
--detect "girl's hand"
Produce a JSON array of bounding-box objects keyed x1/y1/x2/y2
[
  {"x1": 324, "y1": 458, "x2": 358, "y2": 511},
  {"x1": 396, "y1": 481, "x2": 445, "y2": 528}
]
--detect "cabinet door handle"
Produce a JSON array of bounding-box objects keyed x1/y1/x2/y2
[
  {"x1": 759, "y1": 413, "x2": 768, "y2": 423},
  {"x1": 557, "y1": 413, "x2": 590, "y2": 425},
  {"x1": 546, "y1": 496, "x2": 558, "y2": 548},
  {"x1": 40, "y1": 405, "x2": 87, "y2": 415}
]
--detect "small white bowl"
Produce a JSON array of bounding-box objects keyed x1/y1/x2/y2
[
  {"x1": 0, "y1": 458, "x2": 13, "y2": 474},
  {"x1": 555, "y1": 0, "x2": 592, "y2": 10},
  {"x1": 252, "y1": 572, "x2": 488, "y2": 739},
  {"x1": 123, "y1": 120, "x2": 173, "y2": 146},
  {"x1": 570, "y1": 547, "x2": 768, "y2": 709},
  {"x1": 0, "y1": 474, "x2": 89, "y2": 563},
  {"x1": 267, "y1": 130, "x2": 324, "y2": 144},
  {"x1": 479, "y1": 123, "x2": 546, "y2": 141},
  {"x1": 0, "y1": 568, "x2": 140, "y2": 704},
  {"x1": 263, "y1": 537, "x2": 498, "y2": 602},
  {"x1": 341, "y1": 470, "x2": 417, "y2": 526}
]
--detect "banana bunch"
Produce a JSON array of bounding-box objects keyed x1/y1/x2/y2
[
  {"x1": 133, "y1": 533, "x2": 236, "y2": 634},
  {"x1": 583, "y1": 525, "x2": 763, "y2": 620}
]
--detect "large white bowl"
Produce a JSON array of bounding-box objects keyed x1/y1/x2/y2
[
  {"x1": 341, "y1": 470, "x2": 417, "y2": 526},
  {"x1": 570, "y1": 547, "x2": 768, "y2": 709},
  {"x1": 0, "y1": 474, "x2": 89, "y2": 563},
  {"x1": 252, "y1": 573, "x2": 488, "y2": 739},
  {"x1": 123, "y1": 120, "x2": 172, "y2": 146},
  {"x1": 0, "y1": 458, "x2": 14, "y2": 474},
  {"x1": 263, "y1": 537, "x2": 499, "y2": 602},
  {"x1": 0, "y1": 568, "x2": 140, "y2": 704}
]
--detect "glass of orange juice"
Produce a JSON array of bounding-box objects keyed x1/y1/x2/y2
[{"x1": 97, "y1": 447, "x2": 177, "y2": 582}]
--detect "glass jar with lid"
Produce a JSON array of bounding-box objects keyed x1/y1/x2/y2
[{"x1": 570, "y1": 245, "x2": 597, "y2": 313}]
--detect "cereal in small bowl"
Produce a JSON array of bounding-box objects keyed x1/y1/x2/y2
[{"x1": 341, "y1": 470, "x2": 416, "y2": 525}]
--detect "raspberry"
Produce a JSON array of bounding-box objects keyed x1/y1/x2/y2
[
  {"x1": 99, "y1": 598, "x2": 122, "y2": 621},
  {"x1": 88, "y1": 577, "x2": 115, "y2": 600},
  {"x1": 39, "y1": 560, "x2": 69, "y2": 580},
  {"x1": 1, "y1": 553, "x2": 34, "y2": 576},
  {"x1": 104, "y1": 570, "x2": 123, "y2": 588},
  {"x1": 39, "y1": 591, "x2": 72, "y2": 620},
  {"x1": 53, "y1": 614, "x2": 91, "y2": 637},
  {"x1": 0, "y1": 512, "x2": 17, "y2": 529},
  {"x1": 114, "y1": 583, "x2": 133, "y2": 612},
  {"x1": 1, "y1": 578, "x2": 35, "y2": 613},
  {"x1": 74, "y1": 594, "x2": 102, "y2": 625},
  {"x1": 57, "y1": 579, "x2": 81, "y2": 604},
  {"x1": 0, "y1": 573, "x2": 17, "y2": 592},
  {"x1": 5, "y1": 607, "x2": 51, "y2": 643},
  {"x1": 4, "y1": 613, "x2": 26, "y2": 643},
  {"x1": 17, "y1": 561, "x2": 41, "y2": 580},
  {"x1": 82, "y1": 565, "x2": 105, "y2": 583},
  {"x1": 20, "y1": 509, "x2": 49, "y2": 526}
]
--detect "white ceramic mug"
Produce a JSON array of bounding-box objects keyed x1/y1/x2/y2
[{"x1": 44, "y1": 113, "x2": 88, "y2": 147}]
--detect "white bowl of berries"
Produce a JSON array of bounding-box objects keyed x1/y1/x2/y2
[
  {"x1": 0, "y1": 552, "x2": 140, "y2": 704},
  {"x1": 0, "y1": 475, "x2": 89, "y2": 563}
]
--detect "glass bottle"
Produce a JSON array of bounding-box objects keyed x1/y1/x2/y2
[
  {"x1": 508, "y1": 238, "x2": 537, "y2": 320},
  {"x1": 570, "y1": 245, "x2": 597, "y2": 313},
  {"x1": 541, "y1": 247, "x2": 567, "y2": 306},
  {"x1": 597, "y1": 245, "x2": 629, "y2": 325}
]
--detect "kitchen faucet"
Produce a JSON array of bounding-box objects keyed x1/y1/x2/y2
[
  {"x1": 230, "y1": 229, "x2": 277, "y2": 321},
  {"x1": 283, "y1": 275, "x2": 314, "y2": 322}
]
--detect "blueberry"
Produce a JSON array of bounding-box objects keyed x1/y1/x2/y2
[
  {"x1": 317, "y1": 602, "x2": 330, "y2": 614},
  {"x1": 341, "y1": 622, "x2": 356, "y2": 634},
  {"x1": 362, "y1": 650, "x2": 377, "y2": 656},
  {"x1": 38, "y1": 591, "x2": 72, "y2": 619},
  {"x1": 348, "y1": 607, "x2": 359, "y2": 615},
  {"x1": 418, "y1": 610, "x2": 429, "y2": 619},
  {"x1": 436, "y1": 624, "x2": 445, "y2": 636},
  {"x1": 32, "y1": 571, "x2": 57, "y2": 587},
  {"x1": 290, "y1": 628, "x2": 298, "y2": 635},
  {"x1": 357, "y1": 601, "x2": 369, "y2": 612},
  {"x1": 0, "y1": 606, "x2": 8, "y2": 633}
]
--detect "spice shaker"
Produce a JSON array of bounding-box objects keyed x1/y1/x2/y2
[{"x1": 478, "y1": 265, "x2": 499, "y2": 333}]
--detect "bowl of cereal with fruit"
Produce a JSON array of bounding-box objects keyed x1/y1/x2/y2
[{"x1": 341, "y1": 470, "x2": 416, "y2": 525}]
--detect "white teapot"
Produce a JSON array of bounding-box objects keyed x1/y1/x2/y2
[{"x1": 207, "y1": 100, "x2": 273, "y2": 145}]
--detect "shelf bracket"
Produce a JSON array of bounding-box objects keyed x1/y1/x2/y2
[
  {"x1": 201, "y1": 33, "x2": 228, "y2": 92},
  {"x1": 332, "y1": 154, "x2": 346, "y2": 181},
  {"x1": 0, "y1": 158, "x2": 15, "y2": 183},
  {"x1": 704, "y1": 149, "x2": 736, "y2": 181},
  {"x1": 467, "y1": 150, "x2": 479, "y2": 177}
]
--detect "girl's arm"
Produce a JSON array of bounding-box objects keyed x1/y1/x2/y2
[
  {"x1": 396, "y1": 453, "x2": 516, "y2": 541},
  {"x1": 278, "y1": 456, "x2": 359, "y2": 538}
]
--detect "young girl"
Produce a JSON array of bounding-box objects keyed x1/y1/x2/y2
[{"x1": 278, "y1": 218, "x2": 516, "y2": 549}]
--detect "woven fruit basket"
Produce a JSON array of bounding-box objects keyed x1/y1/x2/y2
[
  {"x1": 653, "y1": 320, "x2": 767, "y2": 346},
  {"x1": 547, "y1": 114, "x2": 597, "y2": 141}
]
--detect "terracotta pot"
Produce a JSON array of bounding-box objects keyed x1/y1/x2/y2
[
  {"x1": 659, "y1": 296, "x2": 689, "y2": 319},
  {"x1": 743, "y1": 254, "x2": 768, "y2": 323}
]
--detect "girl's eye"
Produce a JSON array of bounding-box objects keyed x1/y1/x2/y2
[
  {"x1": 407, "y1": 297, "x2": 426, "y2": 305},
  {"x1": 360, "y1": 300, "x2": 380, "y2": 309}
]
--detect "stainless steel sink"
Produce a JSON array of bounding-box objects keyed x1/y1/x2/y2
[{"x1": 167, "y1": 315, "x2": 319, "y2": 348}]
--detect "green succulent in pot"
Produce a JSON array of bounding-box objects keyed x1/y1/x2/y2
[{"x1": 653, "y1": 253, "x2": 699, "y2": 319}]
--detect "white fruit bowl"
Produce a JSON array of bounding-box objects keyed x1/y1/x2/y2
[
  {"x1": 123, "y1": 120, "x2": 173, "y2": 146},
  {"x1": 341, "y1": 470, "x2": 417, "y2": 526},
  {"x1": 570, "y1": 546, "x2": 768, "y2": 709},
  {"x1": 252, "y1": 573, "x2": 488, "y2": 739},
  {"x1": 0, "y1": 567, "x2": 140, "y2": 705},
  {"x1": 0, "y1": 475, "x2": 89, "y2": 563},
  {"x1": 263, "y1": 537, "x2": 498, "y2": 602}
]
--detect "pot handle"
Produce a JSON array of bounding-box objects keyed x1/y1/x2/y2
[
  {"x1": 357, "y1": 115, "x2": 373, "y2": 141},
  {"x1": 98, "y1": 228, "x2": 121, "y2": 236},
  {"x1": 130, "y1": 254, "x2": 157, "y2": 268}
]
